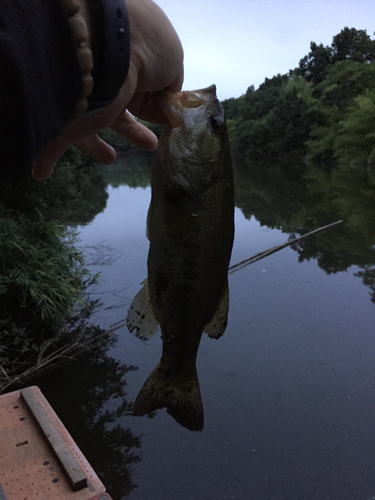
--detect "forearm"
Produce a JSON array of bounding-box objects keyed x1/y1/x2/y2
[
  {"x1": 0, "y1": 0, "x2": 132, "y2": 174},
  {"x1": 0, "y1": 0, "x2": 184, "y2": 179},
  {"x1": 0, "y1": 0, "x2": 84, "y2": 173}
]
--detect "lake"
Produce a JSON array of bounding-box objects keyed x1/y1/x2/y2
[{"x1": 38, "y1": 153, "x2": 375, "y2": 500}]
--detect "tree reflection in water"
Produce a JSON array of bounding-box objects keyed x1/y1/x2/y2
[
  {"x1": 233, "y1": 156, "x2": 375, "y2": 302},
  {"x1": 37, "y1": 336, "x2": 141, "y2": 498}
]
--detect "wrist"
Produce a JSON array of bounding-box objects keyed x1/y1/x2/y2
[
  {"x1": 61, "y1": 0, "x2": 131, "y2": 116},
  {"x1": 83, "y1": 0, "x2": 131, "y2": 114},
  {"x1": 61, "y1": 0, "x2": 94, "y2": 115}
]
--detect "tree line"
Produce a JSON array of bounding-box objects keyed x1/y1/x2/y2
[{"x1": 223, "y1": 27, "x2": 375, "y2": 163}]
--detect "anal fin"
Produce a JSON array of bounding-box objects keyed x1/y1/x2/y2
[{"x1": 126, "y1": 279, "x2": 159, "y2": 340}]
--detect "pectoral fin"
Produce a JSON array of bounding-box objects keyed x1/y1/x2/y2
[
  {"x1": 126, "y1": 279, "x2": 159, "y2": 340},
  {"x1": 204, "y1": 281, "x2": 229, "y2": 339}
]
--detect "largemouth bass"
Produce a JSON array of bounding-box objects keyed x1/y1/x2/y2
[{"x1": 126, "y1": 85, "x2": 234, "y2": 431}]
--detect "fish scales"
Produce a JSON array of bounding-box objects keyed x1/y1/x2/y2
[
  {"x1": 127, "y1": 85, "x2": 234, "y2": 431},
  {"x1": 149, "y1": 138, "x2": 233, "y2": 361}
]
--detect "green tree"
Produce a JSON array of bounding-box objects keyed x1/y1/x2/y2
[
  {"x1": 334, "y1": 89, "x2": 375, "y2": 163},
  {"x1": 306, "y1": 61, "x2": 375, "y2": 160},
  {"x1": 222, "y1": 28, "x2": 375, "y2": 162},
  {"x1": 298, "y1": 41, "x2": 333, "y2": 84},
  {"x1": 331, "y1": 27, "x2": 375, "y2": 63},
  {"x1": 297, "y1": 27, "x2": 375, "y2": 84},
  {"x1": 224, "y1": 73, "x2": 312, "y2": 158},
  {"x1": 222, "y1": 93, "x2": 248, "y2": 120}
]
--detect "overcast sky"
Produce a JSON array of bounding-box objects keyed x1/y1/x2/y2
[{"x1": 155, "y1": 0, "x2": 375, "y2": 100}]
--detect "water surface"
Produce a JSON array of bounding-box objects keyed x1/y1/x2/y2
[{"x1": 39, "y1": 155, "x2": 375, "y2": 500}]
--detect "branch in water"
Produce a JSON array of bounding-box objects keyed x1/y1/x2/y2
[{"x1": 228, "y1": 220, "x2": 343, "y2": 275}]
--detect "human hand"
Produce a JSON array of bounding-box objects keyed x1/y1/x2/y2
[{"x1": 32, "y1": 0, "x2": 183, "y2": 181}]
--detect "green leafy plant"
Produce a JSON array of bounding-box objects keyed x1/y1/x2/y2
[{"x1": 0, "y1": 209, "x2": 95, "y2": 328}]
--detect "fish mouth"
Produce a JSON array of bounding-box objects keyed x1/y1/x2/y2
[{"x1": 157, "y1": 84, "x2": 220, "y2": 128}]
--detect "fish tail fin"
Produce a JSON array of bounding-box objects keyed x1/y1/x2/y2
[{"x1": 133, "y1": 364, "x2": 204, "y2": 431}]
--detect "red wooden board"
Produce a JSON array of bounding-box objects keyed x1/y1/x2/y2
[{"x1": 0, "y1": 386, "x2": 113, "y2": 500}]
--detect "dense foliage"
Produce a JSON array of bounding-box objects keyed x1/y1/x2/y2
[
  {"x1": 0, "y1": 212, "x2": 90, "y2": 326},
  {"x1": 224, "y1": 27, "x2": 375, "y2": 163},
  {"x1": 0, "y1": 148, "x2": 106, "y2": 387}
]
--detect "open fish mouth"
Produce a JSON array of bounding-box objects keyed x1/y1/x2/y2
[{"x1": 157, "y1": 84, "x2": 222, "y2": 129}]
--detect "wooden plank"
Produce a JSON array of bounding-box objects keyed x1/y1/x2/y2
[
  {"x1": 0, "y1": 387, "x2": 109, "y2": 499},
  {"x1": 89, "y1": 495, "x2": 113, "y2": 500},
  {"x1": 20, "y1": 387, "x2": 88, "y2": 492}
]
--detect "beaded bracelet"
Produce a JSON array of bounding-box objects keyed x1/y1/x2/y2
[
  {"x1": 61, "y1": 0, "x2": 130, "y2": 117},
  {"x1": 61, "y1": 0, "x2": 94, "y2": 117}
]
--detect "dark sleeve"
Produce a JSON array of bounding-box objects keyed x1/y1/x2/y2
[{"x1": 0, "y1": 0, "x2": 83, "y2": 174}]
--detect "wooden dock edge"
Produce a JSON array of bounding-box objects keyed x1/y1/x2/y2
[
  {"x1": 20, "y1": 387, "x2": 88, "y2": 492},
  {"x1": 0, "y1": 386, "x2": 114, "y2": 500}
]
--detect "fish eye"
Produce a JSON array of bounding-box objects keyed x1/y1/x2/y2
[{"x1": 210, "y1": 115, "x2": 224, "y2": 131}]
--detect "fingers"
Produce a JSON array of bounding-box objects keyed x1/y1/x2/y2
[
  {"x1": 32, "y1": 133, "x2": 117, "y2": 181},
  {"x1": 110, "y1": 111, "x2": 158, "y2": 151},
  {"x1": 32, "y1": 139, "x2": 68, "y2": 181},
  {"x1": 77, "y1": 135, "x2": 116, "y2": 164},
  {"x1": 33, "y1": 105, "x2": 166, "y2": 182},
  {"x1": 126, "y1": 66, "x2": 183, "y2": 124},
  {"x1": 126, "y1": 91, "x2": 163, "y2": 124}
]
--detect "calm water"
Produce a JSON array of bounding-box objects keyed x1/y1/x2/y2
[{"x1": 38, "y1": 154, "x2": 375, "y2": 500}]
